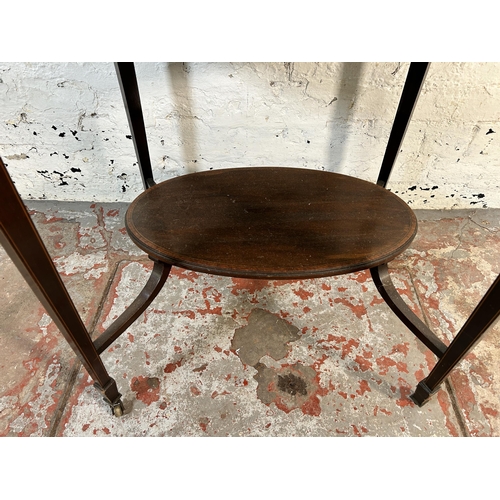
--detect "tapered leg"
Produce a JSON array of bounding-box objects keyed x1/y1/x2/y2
[
  {"x1": 376, "y1": 63, "x2": 429, "y2": 188},
  {"x1": 0, "y1": 158, "x2": 124, "y2": 415},
  {"x1": 115, "y1": 62, "x2": 155, "y2": 189},
  {"x1": 93, "y1": 259, "x2": 171, "y2": 354},
  {"x1": 370, "y1": 264, "x2": 447, "y2": 357},
  {"x1": 410, "y1": 274, "x2": 500, "y2": 406}
]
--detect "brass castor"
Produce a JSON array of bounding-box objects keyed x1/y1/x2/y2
[
  {"x1": 112, "y1": 400, "x2": 125, "y2": 417},
  {"x1": 93, "y1": 380, "x2": 124, "y2": 416}
]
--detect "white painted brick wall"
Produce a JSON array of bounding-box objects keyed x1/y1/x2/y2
[{"x1": 1, "y1": 62, "x2": 499, "y2": 208}]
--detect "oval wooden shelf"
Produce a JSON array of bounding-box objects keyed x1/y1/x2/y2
[{"x1": 125, "y1": 167, "x2": 417, "y2": 279}]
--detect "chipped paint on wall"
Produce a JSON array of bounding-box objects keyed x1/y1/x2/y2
[{"x1": 1, "y1": 62, "x2": 500, "y2": 208}]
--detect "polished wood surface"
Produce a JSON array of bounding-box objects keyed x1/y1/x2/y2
[{"x1": 126, "y1": 167, "x2": 417, "y2": 279}]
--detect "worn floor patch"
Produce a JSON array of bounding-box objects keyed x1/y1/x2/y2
[
  {"x1": 254, "y1": 361, "x2": 324, "y2": 416},
  {"x1": 231, "y1": 308, "x2": 300, "y2": 366},
  {"x1": 231, "y1": 309, "x2": 323, "y2": 415}
]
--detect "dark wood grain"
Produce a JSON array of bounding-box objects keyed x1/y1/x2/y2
[{"x1": 126, "y1": 167, "x2": 417, "y2": 279}]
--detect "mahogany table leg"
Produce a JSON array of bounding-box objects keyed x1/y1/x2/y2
[
  {"x1": 370, "y1": 264, "x2": 447, "y2": 357},
  {"x1": 0, "y1": 158, "x2": 124, "y2": 416},
  {"x1": 376, "y1": 62, "x2": 429, "y2": 188},
  {"x1": 410, "y1": 274, "x2": 500, "y2": 406},
  {"x1": 93, "y1": 259, "x2": 171, "y2": 354}
]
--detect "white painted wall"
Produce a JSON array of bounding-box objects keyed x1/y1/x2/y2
[{"x1": 1, "y1": 62, "x2": 499, "y2": 209}]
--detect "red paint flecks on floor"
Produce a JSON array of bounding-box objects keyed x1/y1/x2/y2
[
  {"x1": 164, "y1": 359, "x2": 183, "y2": 373},
  {"x1": 423, "y1": 349, "x2": 437, "y2": 372},
  {"x1": 173, "y1": 310, "x2": 196, "y2": 320},
  {"x1": 302, "y1": 368, "x2": 331, "y2": 417},
  {"x1": 170, "y1": 268, "x2": 201, "y2": 283},
  {"x1": 230, "y1": 278, "x2": 269, "y2": 296},
  {"x1": 130, "y1": 376, "x2": 160, "y2": 405},
  {"x1": 370, "y1": 296, "x2": 385, "y2": 306},
  {"x1": 449, "y1": 369, "x2": 481, "y2": 434},
  {"x1": 395, "y1": 378, "x2": 415, "y2": 408},
  {"x1": 0, "y1": 328, "x2": 69, "y2": 436},
  {"x1": 190, "y1": 386, "x2": 201, "y2": 396},
  {"x1": 356, "y1": 380, "x2": 371, "y2": 396},
  {"x1": 373, "y1": 405, "x2": 392, "y2": 417},
  {"x1": 375, "y1": 356, "x2": 409, "y2": 375},
  {"x1": 230, "y1": 278, "x2": 298, "y2": 296},
  {"x1": 211, "y1": 390, "x2": 231, "y2": 399},
  {"x1": 197, "y1": 301, "x2": 223, "y2": 316},
  {"x1": 199, "y1": 418, "x2": 210, "y2": 432},
  {"x1": 202, "y1": 286, "x2": 223, "y2": 303},
  {"x1": 436, "y1": 390, "x2": 460, "y2": 436},
  {"x1": 333, "y1": 297, "x2": 367, "y2": 320},
  {"x1": 351, "y1": 424, "x2": 362, "y2": 436},
  {"x1": 480, "y1": 404, "x2": 498, "y2": 417},
  {"x1": 389, "y1": 343, "x2": 410, "y2": 356},
  {"x1": 479, "y1": 403, "x2": 499, "y2": 435},
  {"x1": 354, "y1": 355, "x2": 373, "y2": 372},
  {"x1": 47, "y1": 228, "x2": 66, "y2": 250},
  {"x1": 311, "y1": 354, "x2": 329, "y2": 371},
  {"x1": 341, "y1": 339, "x2": 360, "y2": 360},
  {"x1": 352, "y1": 270, "x2": 370, "y2": 284},
  {"x1": 301, "y1": 395, "x2": 322, "y2": 416},
  {"x1": 318, "y1": 333, "x2": 347, "y2": 346},
  {"x1": 465, "y1": 353, "x2": 494, "y2": 388},
  {"x1": 294, "y1": 288, "x2": 314, "y2": 300}
]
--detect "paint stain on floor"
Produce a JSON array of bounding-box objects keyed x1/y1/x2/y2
[{"x1": 2, "y1": 203, "x2": 500, "y2": 436}]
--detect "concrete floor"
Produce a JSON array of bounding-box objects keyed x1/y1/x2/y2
[{"x1": 0, "y1": 201, "x2": 499, "y2": 437}]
